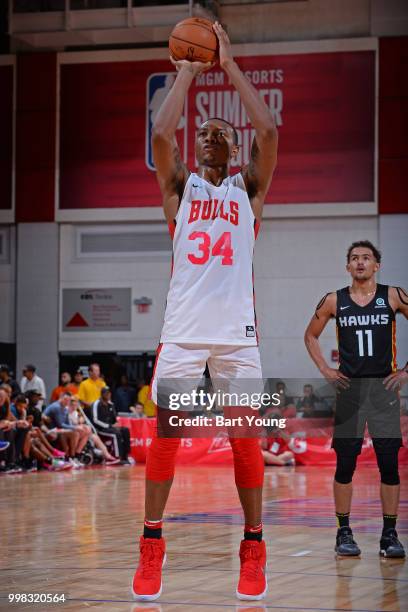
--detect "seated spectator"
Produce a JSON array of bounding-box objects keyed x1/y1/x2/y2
[
  {"x1": 9, "y1": 394, "x2": 65, "y2": 471},
  {"x1": 90, "y1": 387, "x2": 131, "y2": 464},
  {"x1": 78, "y1": 363, "x2": 105, "y2": 410},
  {"x1": 0, "y1": 383, "x2": 13, "y2": 401},
  {"x1": 42, "y1": 392, "x2": 88, "y2": 468},
  {"x1": 0, "y1": 365, "x2": 21, "y2": 398},
  {"x1": 130, "y1": 403, "x2": 145, "y2": 418},
  {"x1": 275, "y1": 381, "x2": 297, "y2": 418},
  {"x1": 137, "y1": 379, "x2": 156, "y2": 417},
  {"x1": 0, "y1": 388, "x2": 28, "y2": 473},
  {"x1": 297, "y1": 384, "x2": 331, "y2": 417},
  {"x1": 114, "y1": 374, "x2": 137, "y2": 413},
  {"x1": 50, "y1": 372, "x2": 78, "y2": 402},
  {"x1": 68, "y1": 397, "x2": 119, "y2": 465},
  {"x1": 20, "y1": 364, "x2": 46, "y2": 408},
  {"x1": 10, "y1": 393, "x2": 28, "y2": 419},
  {"x1": 25, "y1": 390, "x2": 43, "y2": 427},
  {"x1": 71, "y1": 369, "x2": 84, "y2": 395},
  {"x1": 260, "y1": 417, "x2": 295, "y2": 466}
]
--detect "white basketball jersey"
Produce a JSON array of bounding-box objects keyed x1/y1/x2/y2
[{"x1": 160, "y1": 172, "x2": 259, "y2": 345}]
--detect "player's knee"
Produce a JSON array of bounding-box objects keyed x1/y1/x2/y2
[
  {"x1": 376, "y1": 452, "x2": 400, "y2": 486},
  {"x1": 334, "y1": 453, "x2": 357, "y2": 484},
  {"x1": 230, "y1": 438, "x2": 264, "y2": 488},
  {"x1": 146, "y1": 436, "x2": 181, "y2": 482}
]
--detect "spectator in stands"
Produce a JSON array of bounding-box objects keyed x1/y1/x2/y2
[
  {"x1": 68, "y1": 396, "x2": 119, "y2": 465},
  {"x1": 297, "y1": 384, "x2": 319, "y2": 417},
  {"x1": 20, "y1": 364, "x2": 46, "y2": 408},
  {"x1": 78, "y1": 363, "x2": 105, "y2": 411},
  {"x1": 137, "y1": 379, "x2": 156, "y2": 417},
  {"x1": 43, "y1": 392, "x2": 87, "y2": 468},
  {"x1": 25, "y1": 390, "x2": 43, "y2": 427},
  {"x1": 297, "y1": 384, "x2": 331, "y2": 417},
  {"x1": 275, "y1": 381, "x2": 297, "y2": 418},
  {"x1": 15, "y1": 391, "x2": 68, "y2": 470},
  {"x1": 0, "y1": 387, "x2": 28, "y2": 473},
  {"x1": 10, "y1": 393, "x2": 28, "y2": 420},
  {"x1": 0, "y1": 364, "x2": 21, "y2": 398},
  {"x1": 71, "y1": 369, "x2": 84, "y2": 395},
  {"x1": 114, "y1": 374, "x2": 137, "y2": 413},
  {"x1": 91, "y1": 387, "x2": 131, "y2": 464},
  {"x1": 0, "y1": 383, "x2": 13, "y2": 400},
  {"x1": 50, "y1": 372, "x2": 78, "y2": 402},
  {"x1": 130, "y1": 403, "x2": 145, "y2": 418},
  {"x1": 261, "y1": 416, "x2": 295, "y2": 466}
]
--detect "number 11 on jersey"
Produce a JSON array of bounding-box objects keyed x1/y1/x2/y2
[{"x1": 356, "y1": 329, "x2": 373, "y2": 357}]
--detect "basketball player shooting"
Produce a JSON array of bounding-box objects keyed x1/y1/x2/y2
[
  {"x1": 304, "y1": 241, "x2": 408, "y2": 558},
  {"x1": 132, "y1": 22, "x2": 278, "y2": 602}
]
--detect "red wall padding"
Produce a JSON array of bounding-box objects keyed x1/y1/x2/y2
[
  {"x1": 379, "y1": 37, "x2": 408, "y2": 214},
  {"x1": 0, "y1": 65, "x2": 13, "y2": 211},
  {"x1": 16, "y1": 53, "x2": 56, "y2": 222}
]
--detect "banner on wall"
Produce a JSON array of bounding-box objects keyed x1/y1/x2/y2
[
  {"x1": 0, "y1": 65, "x2": 13, "y2": 211},
  {"x1": 62, "y1": 288, "x2": 131, "y2": 331},
  {"x1": 118, "y1": 417, "x2": 408, "y2": 467},
  {"x1": 60, "y1": 50, "x2": 375, "y2": 210}
]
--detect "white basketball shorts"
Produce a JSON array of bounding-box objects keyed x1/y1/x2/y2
[{"x1": 151, "y1": 343, "x2": 263, "y2": 407}]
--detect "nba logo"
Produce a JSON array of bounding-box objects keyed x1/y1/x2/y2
[{"x1": 146, "y1": 73, "x2": 188, "y2": 171}]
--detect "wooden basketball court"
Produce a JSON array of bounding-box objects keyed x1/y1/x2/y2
[{"x1": 1, "y1": 465, "x2": 407, "y2": 611}]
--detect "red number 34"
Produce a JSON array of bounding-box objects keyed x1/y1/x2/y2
[{"x1": 187, "y1": 231, "x2": 233, "y2": 266}]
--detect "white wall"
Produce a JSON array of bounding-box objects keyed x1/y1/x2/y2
[
  {"x1": 378, "y1": 214, "x2": 408, "y2": 370},
  {"x1": 256, "y1": 216, "x2": 379, "y2": 377},
  {"x1": 11, "y1": 214, "x2": 404, "y2": 387},
  {"x1": 58, "y1": 216, "x2": 392, "y2": 379},
  {"x1": 59, "y1": 223, "x2": 171, "y2": 353},
  {"x1": 0, "y1": 226, "x2": 16, "y2": 344},
  {"x1": 16, "y1": 223, "x2": 59, "y2": 397},
  {"x1": 221, "y1": 0, "x2": 408, "y2": 43}
]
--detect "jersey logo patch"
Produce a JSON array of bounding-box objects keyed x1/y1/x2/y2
[
  {"x1": 246, "y1": 325, "x2": 255, "y2": 337},
  {"x1": 340, "y1": 306, "x2": 350, "y2": 310},
  {"x1": 375, "y1": 297, "x2": 387, "y2": 308}
]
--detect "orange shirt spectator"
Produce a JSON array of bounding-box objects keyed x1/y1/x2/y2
[{"x1": 50, "y1": 372, "x2": 78, "y2": 402}]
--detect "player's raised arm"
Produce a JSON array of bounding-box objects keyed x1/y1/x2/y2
[
  {"x1": 304, "y1": 292, "x2": 349, "y2": 387},
  {"x1": 384, "y1": 286, "x2": 408, "y2": 390},
  {"x1": 213, "y1": 22, "x2": 278, "y2": 220},
  {"x1": 152, "y1": 60, "x2": 211, "y2": 222}
]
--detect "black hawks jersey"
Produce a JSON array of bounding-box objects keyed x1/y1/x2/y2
[{"x1": 336, "y1": 284, "x2": 396, "y2": 378}]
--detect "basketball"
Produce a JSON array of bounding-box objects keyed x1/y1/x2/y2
[{"x1": 169, "y1": 17, "x2": 218, "y2": 63}]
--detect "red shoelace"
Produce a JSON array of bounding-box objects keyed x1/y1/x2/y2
[
  {"x1": 240, "y1": 543, "x2": 263, "y2": 581},
  {"x1": 139, "y1": 541, "x2": 163, "y2": 577}
]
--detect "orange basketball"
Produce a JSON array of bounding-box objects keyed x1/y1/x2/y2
[{"x1": 169, "y1": 17, "x2": 218, "y2": 64}]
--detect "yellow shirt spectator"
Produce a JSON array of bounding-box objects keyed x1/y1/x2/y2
[
  {"x1": 78, "y1": 377, "x2": 105, "y2": 406},
  {"x1": 138, "y1": 384, "x2": 156, "y2": 417}
]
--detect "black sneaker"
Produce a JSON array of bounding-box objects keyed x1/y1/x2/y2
[
  {"x1": 380, "y1": 528, "x2": 406, "y2": 558},
  {"x1": 4, "y1": 464, "x2": 23, "y2": 474},
  {"x1": 335, "y1": 527, "x2": 361, "y2": 556}
]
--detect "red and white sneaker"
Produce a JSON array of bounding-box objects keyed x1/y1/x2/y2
[
  {"x1": 236, "y1": 540, "x2": 267, "y2": 601},
  {"x1": 132, "y1": 536, "x2": 166, "y2": 601}
]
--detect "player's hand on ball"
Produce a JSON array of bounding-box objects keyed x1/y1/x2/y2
[
  {"x1": 321, "y1": 366, "x2": 350, "y2": 389},
  {"x1": 213, "y1": 21, "x2": 234, "y2": 69},
  {"x1": 383, "y1": 369, "x2": 408, "y2": 391},
  {"x1": 169, "y1": 55, "x2": 212, "y2": 75}
]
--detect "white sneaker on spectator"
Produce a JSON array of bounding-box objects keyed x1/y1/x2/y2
[
  {"x1": 53, "y1": 459, "x2": 72, "y2": 471},
  {"x1": 69, "y1": 458, "x2": 85, "y2": 469},
  {"x1": 105, "y1": 457, "x2": 120, "y2": 466}
]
